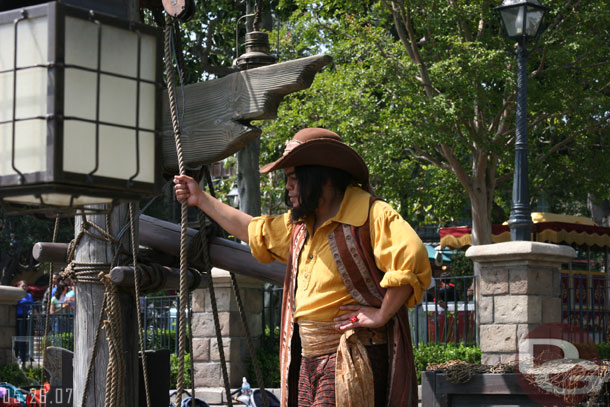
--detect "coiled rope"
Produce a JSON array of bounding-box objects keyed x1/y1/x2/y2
[{"x1": 56, "y1": 211, "x2": 128, "y2": 407}]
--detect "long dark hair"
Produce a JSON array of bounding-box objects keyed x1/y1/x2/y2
[
  {"x1": 285, "y1": 165, "x2": 353, "y2": 223},
  {"x1": 54, "y1": 282, "x2": 66, "y2": 300}
]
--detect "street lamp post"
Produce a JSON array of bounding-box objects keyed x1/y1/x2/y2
[{"x1": 495, "y1": 0, "x2": 548, "y2": 241}]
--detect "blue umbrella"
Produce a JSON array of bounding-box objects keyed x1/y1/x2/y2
[{"x1": 425, "y1": 245, "x2": 452, "y2": 263}]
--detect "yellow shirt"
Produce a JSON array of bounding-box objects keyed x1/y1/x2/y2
[{"x1": 248, "y1": 186, "x2": 431, "y2": 322}]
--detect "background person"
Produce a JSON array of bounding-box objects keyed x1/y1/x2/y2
[
  {"x1": 42, "y1": 273, "x2": 59, "y2": 312},
  {"x1": 14, "y1": 280, "x2": 34, "y2": 363},
  {"x1": 63, "y1": 279, "x2": 75, "y2": 314},
  {"x1": 50, "y1": 282, "x2": 68, "y2": 314},
  {"x1": 437, "y1": 271, "x2": 457, "y2": 306}
]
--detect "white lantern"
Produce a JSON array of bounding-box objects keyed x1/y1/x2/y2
[{"x1": 0, "y1": 1, "x2": 162, "y2": 213}]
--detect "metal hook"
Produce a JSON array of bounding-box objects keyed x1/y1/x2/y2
[{"x1": 235, "y1": 13, "x2": 256, "y2": 59}]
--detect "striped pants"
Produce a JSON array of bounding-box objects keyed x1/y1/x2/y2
[{"x1": 297, "y1": 344, "x2": 388, "y2": 407}]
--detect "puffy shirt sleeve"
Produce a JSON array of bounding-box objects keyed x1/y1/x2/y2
[
  {"x1": 370, "y1": 201, "x2": 432, "y2": 308},
  {"x1": 248, "y1": 212, "x2": 293, "y2": 264}
]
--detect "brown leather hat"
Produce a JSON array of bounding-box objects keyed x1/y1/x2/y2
[{"x1": 259, "y1": 128, "x2": 369, "y2": 185}]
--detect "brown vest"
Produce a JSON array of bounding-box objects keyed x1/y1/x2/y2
[{"x1": 279, "y1": 198, "x2": 418, "y2": 407}]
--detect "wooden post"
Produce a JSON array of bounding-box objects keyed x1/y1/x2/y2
[{"x1": 72, "y1": 204, "x2": 139, "y2": 407}]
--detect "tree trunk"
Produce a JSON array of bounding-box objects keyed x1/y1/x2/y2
[
  {"x1": 588, "y1": 194, "x2": 610, "y2": 227},
  {"x1": 73, "y1": 204, "x2": 138, "y2": 407},
  {"x1": 469, "y1": 180, "x2": 493, "y2": 246}
]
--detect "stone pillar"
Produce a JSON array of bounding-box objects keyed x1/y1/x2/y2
[
  {"x1": 466, "y1": 241, "x2": 575, "y2": 364},
  {"x1": 191, "y1": 268, "x2": 264, "y2": 390},
  {"x1": 0, "y1": 285, "x2": 26, "y2": 365}
]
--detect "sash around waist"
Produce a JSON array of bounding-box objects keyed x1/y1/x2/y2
[{"x1": 298, "y1": 320, "x2": 387, "y2": 358}]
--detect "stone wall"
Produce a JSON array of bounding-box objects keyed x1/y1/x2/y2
[
  {"x1": 466, "y1": 241, "x2": 575, "y2": 364},
  {"x1": 191, "y1": 268, "x2": 264, "y2": 388},
  {"x1": 0, "y1": 285, "x2": 26, "y2": 365}
]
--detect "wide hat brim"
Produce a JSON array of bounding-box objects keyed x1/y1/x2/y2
[{"x1": 259, "y1": 137, "x2": 369, "y2": 186}]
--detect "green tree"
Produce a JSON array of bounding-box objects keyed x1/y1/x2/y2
[
  {"x1": 260, "y1": 0, "x2": 610, "y2": 241},
  {"x1": 0, "y1": 210, "x2": 72, "y2": 285}
]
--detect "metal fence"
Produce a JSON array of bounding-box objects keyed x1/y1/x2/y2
[
  {"x1": 410, "y1": 275, "x2": 477, "y2": 347},
  {"x1": 15, "y1": 270, "x2": 610, "y2": 368},
  {"x1": 261, "y1": 275, "x2": 479, "y2": 348},
  {"x1": 261, "y1": 283, "x2": 283, "y2": 351},
  {"x1": 14, "y1": 296, "x2": 189, "y2": 364},
  {"x1": 141, "y1": 295, "x2": 189, "y2": 354},
  {"x1": 561, "y1": 270, "x2": 610, "y2": 343},
  {"x1": 14, "y1": 304, "x2": 74, "y2": 364}
]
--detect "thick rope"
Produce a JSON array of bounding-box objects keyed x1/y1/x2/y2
[
  {"x1": 229, "y1": 272, "x2": 269, "y2": 407},
  {"x1": 188, "y1": 294, "x2": 196, "y2": 400},
  {"x1": 80, "y1": 293, "x2": 107, "y2": 407},
  {"x1": 100, "y1": 272, "x2": 125, "y2": 407},
  {"x1": 129, "y1": 203, "x2": 152, "y2": 407},
  {"x1": 195, "y1": 210, "x2": 233, "y2": 406},
  {"x1": 199, "y1": 164, "x2": 268, "y2": 406},
  {"x1": 64, "y1": 211, "x2": 125, "y2": 407},
  {"x1": 164, "y1": 15, "x2": 190, "y2": 406},
  {"x1": 165, "y1": 7, "x2": 268, "y2": 404},
  {"x1": 191, "y1": 170, "x2": 268, "y2": 406}
]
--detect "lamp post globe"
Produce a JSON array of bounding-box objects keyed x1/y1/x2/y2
[{"x1": 495, "y1": 0, "x2": 547, "y2": 241}]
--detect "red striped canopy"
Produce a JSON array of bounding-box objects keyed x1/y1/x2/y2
[{"x1": 440, "y1": 212, "x2": 610, "y2": 250}]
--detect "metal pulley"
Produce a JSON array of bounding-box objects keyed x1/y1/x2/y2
[{"x1": 162, "y1": 0, "x2": 195, "y2": 22}]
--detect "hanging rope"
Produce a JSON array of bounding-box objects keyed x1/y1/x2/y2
[
  {"x1": 229, "y1": 273, "x2": 269, "y2": 407},
  {"x1": 164, "y1": 14, "x2": 237, "y2": 400},
  {"x1": 129, "y1": 202, "x2": 152, "y2": 407},
  {"x1": 164, "y1": 14, "x2": 192, "y2": 407},
  {"x1": 80, "y1": 293, "x2": 107, "y2": 407},
  {"x1": 190, "y1": 205, "x2": 234, "y2": 406},
  {"x1": 164, "y1": 3, "x2": 270, "y2": 405},
  {"x1": 189, "y1": 169, "x2": 268, "y2": 407},
  {"x1": 100, "y1": 272, "x2": 125, "y2": 407},
  {"x1": 58, "y1": 211, "x2": 129, "y2": 407}
]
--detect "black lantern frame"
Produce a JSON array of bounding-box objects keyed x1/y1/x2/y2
[
  {"x1": 495, "y1": 0, "x2": 549, "y2": 45},
  {"x1": 0, "y1": 2, "x2": 163, "y2": 215}
]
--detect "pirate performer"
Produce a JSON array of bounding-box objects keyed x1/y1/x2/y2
[{"x1": 174, "y1": 128, "x2": 431, "y2": 407}]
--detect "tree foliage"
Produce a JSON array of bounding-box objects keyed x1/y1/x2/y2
[
  {"x1": 145, "y1": 0, "x2": 608, "y2": 241},
  {"x1": 257, "y1": 0, "x2": 609, "y2": 243}
]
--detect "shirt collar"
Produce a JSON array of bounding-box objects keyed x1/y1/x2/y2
[{"x1": 332, "y1": 185, "x2": 371, "y2": 227}]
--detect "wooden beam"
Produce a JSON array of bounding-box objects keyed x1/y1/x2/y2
[
  {"x1": 161, "y1": 54, "x2": 333, "y2": 171},
  {"x1": 109, "y1": 264, "x2": 209, "y2": 291},
  {"x1": 33, "y1": 215, "x2": 286, "y2": 286},
  {"x1": 32, "y1": 242, "x2": 67, "y2": 268},
  {"x1": 139, "y1": 215, "x2": 286, "y2": 285}
]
